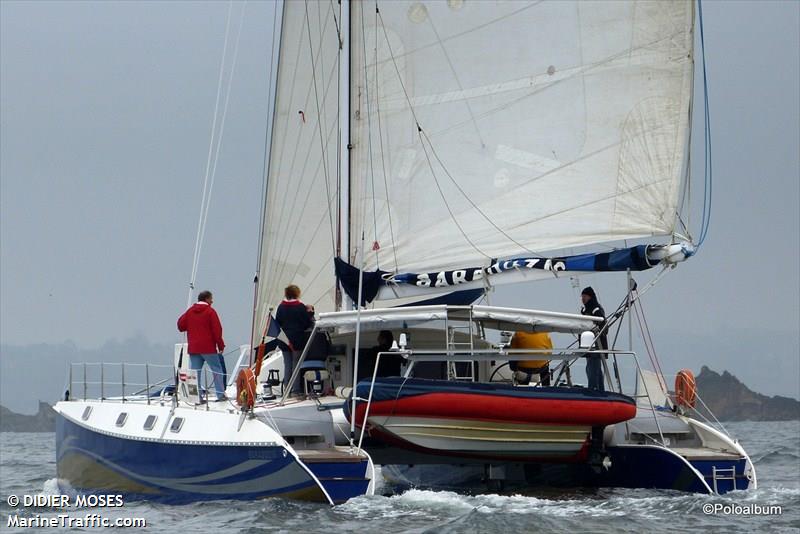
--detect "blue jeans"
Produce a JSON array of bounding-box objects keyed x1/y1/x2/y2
[
  {"x1": 190, "y1": 353, "x2": 226, "y2": 399},
  {"x1": 586, "y1": 355, "x2": 605, "y2": 392},
  {"x1": 282, "y1": 350, "x2": 304, "y2": 396}
]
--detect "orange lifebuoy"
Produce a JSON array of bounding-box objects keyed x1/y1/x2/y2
[
  {"x1": 675, "y1": 369, "x2": 697, "y2": 408},
  {"x1": 236, "y1": 368, "x2": 256, "y2": 409}
]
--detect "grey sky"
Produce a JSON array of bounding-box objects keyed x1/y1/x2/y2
[{"x1": 2, "y1": 1, "x2": 799, "y2": 398}]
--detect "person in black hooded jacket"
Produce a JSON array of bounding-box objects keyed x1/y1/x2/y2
[{"x1": 581, "y1": 286, "x2": 607, "y2": 391}]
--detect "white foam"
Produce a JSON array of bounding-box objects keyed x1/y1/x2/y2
[{"x1": 38, "y1": 478, "x2": 63, "y2": 496}]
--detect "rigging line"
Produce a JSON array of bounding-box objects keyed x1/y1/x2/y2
[
  {"x1": 685, "y1": 151, "x2": 693, "y2": 238},
  {"x1": 334, "y1": 0, "x2": 342, "y2": 265},
  {"x1": 267, "y1": 9, "x2": 310, "y2": 226},
  {"x1": 255, "y1": 0, "x2": 281, "y2": 273},
  {"x1": 267, "y1": 2, "x2": 333, "y2": 253},
  {"x1": 374, "y1": 1, "x2": 544, "y2": 68},
  {"x1": 303, "y1": 252, "x2": 334, "y2": 296},
  {"x1": 273, "y1": 153, "x2": 339, "y2": 284},
  {"x1": 634, "y1": 293, "x2": 668, "y2": 387},
  {"x1": 272, "y1": 233, "x2": 333, "y2": 315},
  {"x1": 251, "y1": 0, "x2": 280, "y2": 348},
  {"x1": 696, "y1": 0, "x2": 713, "y2": 248},
  {"x1": 309, "y1": 261, "x2": 337, "y2": 308},
  {"x1": 267, "y1": 54, "x2": 340, "y2": 281},
  {"x1": 284, "y1": 196, "x2": 340, "y2": 287},
  {"x1": 419, "y1": 127, "x2": 545, "y2": 258},
  {"x1": 359, "y1": 0, "x2": 381, "y2": 269},
  {"x1": 268, "y1": 122, "x2": 340, "y2": 300},
  {"x1": 315, "y1": 0, "x2": 330, "y2": 181},
  {"x1": 331, "y1": 0, "x2": 342, "y2": 270},
  {"x1": 418, "y1": 128, "x2": 492, "y2": 260},
  {"x1": 425, "y1": 13, "x2": 486, "y2": 149},
  {"x1": 675, "y1": 211, "x2": 690, "y2": 239},
  {"x1": 268, "y1": 99, "x2": 340, "y2": 291},
  {"x1": 329, "y1": 0, "x2": 341, "y2": 43},
  {"x1": 480, "y1": 129, "x2": 679, "y2": 235},
  {"x1": 693, "y1": 390, "x2": 730, "y2": 436},
  {"x1": 265, "y1": 107, "x2": 338, "y2": 276},
  {"x1": 304, "y1": 0, "x2": 336, "y2": 256},
  {"x1": 268, "y1": 7, "x2": 338, "y2": 264},
  {"x1": 378, "y1": 3, "x2": 486, "y2": 260},
  {"x1": 632, "y1": 300, "x2": 667, "y2": 396},
  {"x1": 377, "y1": 10, "x2": 682, "y2": 251},
  {"x1": 377, "y1": 9, "x2": 421, "y2": 126},
  {"x1": 678, "y1": 91, "x2": 693, "y2": 240},
  {"x1": 424, "y1": 30, "x2": 686, "y2": 140},
  {"x1": 374, "y1": 1, "x2": 398, "y2": 273},
  {"x1": 196, "y1": 1, "x2": 248, "y2": 274},
  {"x1": 188, "y1": 0, "x2": 234, "y2": 305}
]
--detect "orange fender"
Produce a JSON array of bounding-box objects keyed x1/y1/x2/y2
[{"x1": 236, "y1": 368, "x2": 256, "y2": 409}]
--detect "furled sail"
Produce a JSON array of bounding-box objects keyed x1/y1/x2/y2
[
  {"x1": 254, "y1": 1, "x2": 342, "y2": 339},
  {"x1": 346, "y1": 0, "x2": 694, "y2": 301}
]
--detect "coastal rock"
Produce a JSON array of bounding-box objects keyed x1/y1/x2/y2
[
  {"x1": 695, "y1": 366, "x2": 800, "y2": 421},
  {"x1": 0, "y1": 401, "x2": 56, "y2": 432}
]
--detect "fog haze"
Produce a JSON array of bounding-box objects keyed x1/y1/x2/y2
[{"x1": 2, "y1": 1, "x2": 798, "y2": 407}]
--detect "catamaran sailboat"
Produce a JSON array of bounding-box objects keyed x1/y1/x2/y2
[{"x1": 54, "y1": 0, "x2": 755, "y2": 503}]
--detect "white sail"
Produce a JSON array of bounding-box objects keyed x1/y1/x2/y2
[
  {"x1": 254, "y1": 1, "x2": 342, "y2": 339},
  {"x1": 348, "y1": 0, "x2": 694, "y2": 277}
]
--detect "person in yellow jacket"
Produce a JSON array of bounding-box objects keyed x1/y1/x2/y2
[{"x1": 510, "y1": 331, "x2": 552, "y2": 386}]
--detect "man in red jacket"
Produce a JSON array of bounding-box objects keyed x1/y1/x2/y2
[{"x1": 177, "y1": 290, "x2": 227, "y2": 401}]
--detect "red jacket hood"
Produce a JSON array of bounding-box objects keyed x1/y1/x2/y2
[{"x1": 189, "y1": 303, "x2": 213, "y2": 313}]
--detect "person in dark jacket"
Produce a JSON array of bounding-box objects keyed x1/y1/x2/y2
[
  {"x1": 177, "y1": 290, "x2": 227, "y2": 401},
  {"x1": 275, "y1": 285, "x2": 313, "y2": 395},
  {"x1": 358, "y1": 330, "x2": 401, "y2": 381},
  {"x1": 580, "y1": 286, "x2": 607, "y2": 391}
]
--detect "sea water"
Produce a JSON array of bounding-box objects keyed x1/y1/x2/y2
[{"x1": 1, "y1": 421, "x2": 798, "y2": 533}]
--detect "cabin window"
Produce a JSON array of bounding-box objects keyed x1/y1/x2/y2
[
  {"x1": 169, "y1": 417, "x2": 184, "y2": 433},
  {"x1": 143, "y1": 415, "x2": 157, "y2": 431},
  {"x1": 115, "y1": 412, "x2": 128, "y2": 427},
  {"x1": 81, "y1": 406, "x2": 92, "y2": 421}
]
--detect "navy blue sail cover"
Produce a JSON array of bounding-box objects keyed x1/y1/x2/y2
[{"x1": 335, "y1": 245, "x2": 654, "y2": 306}]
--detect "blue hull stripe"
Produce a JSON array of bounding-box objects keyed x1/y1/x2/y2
[{"x1": 57, "y1": 415, "x2": 331, "y2": 503}]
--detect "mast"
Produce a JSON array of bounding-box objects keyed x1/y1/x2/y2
[{"x1": 336, "y1": 0, "x2": 352, "y2": 312}]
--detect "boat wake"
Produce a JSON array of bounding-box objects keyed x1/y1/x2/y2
[{"x1": 335, "y1": 485, "x2": 800, "y2": 533}]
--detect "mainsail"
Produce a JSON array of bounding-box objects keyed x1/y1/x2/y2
[
  {"x1": 346, "y1": 0, "x2": 694, "y2": 301},
  {"x1": 255, "y1": 0, "x2": 696, "y2": 326}
]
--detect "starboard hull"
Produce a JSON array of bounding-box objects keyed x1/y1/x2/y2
[{"x1": 382, "y1": 444, "x2": 752, "y2": 495}]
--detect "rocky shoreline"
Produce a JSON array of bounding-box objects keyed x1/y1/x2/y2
[
  {"x1": 694, "y1": 366, "x2": 800, "y2": 421},
  {"x1": 1, "y1": 401, "x2": 56, "y2": 432}
]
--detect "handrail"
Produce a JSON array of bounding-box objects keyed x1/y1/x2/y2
[
  {"x1": 278, "y1": 325, "x2": 318, "y2": 405},
  {"x1": 66, "y1": 361, "x2": 191, "y2": 405},
  {"x1": 401, "y1": 348, "x2": 638, "y2": 362},
  {"x1": 356, "y1": 349, "x2": 410, "y2": 453}
]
